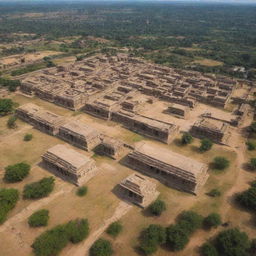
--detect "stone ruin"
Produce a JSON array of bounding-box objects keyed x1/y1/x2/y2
[
  {"x1": 118, "y1": 173, "x2": 159, "y2": 208},
  {"x1": 125, "y1": 143, "x2": 209, "y2": 195},
  {"x1": 166, "y1": 103, "x2": 190, "y2": 119},
  {"x1": 42, "y1": 144, "x2": 98, "y2": 186},
  {"x1": 190, "y1": 118, "x2": 231, "y2": 145}
]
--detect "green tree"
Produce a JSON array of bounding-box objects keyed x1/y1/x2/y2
[
  {"x1": 249, "y1": 122, "x2": 256, "y2": 134},
  {"x1": 212, "y1": 157, "x2": 230, "y2": 170},
  {"x1": 181, "y1": 133, "x2": 193, "y2": 145},
  {"x1": 24, "y1": 133, "x2": 33, "y2": 141},
  {"x1": 148, "y1": 199, "x2": 166, "y2": 216},
  {"x1": 204, "y1": 213, "x2": 222, "y2": 229},
  {"x1": 23, "y1": 177, "x2": 55, "y2": 199},
  {"x1": 200, "y1": 139, "x2": 213, "y2": 152},
  {"x1": 76, "y1": 186, "x2": 87, "y2": 197},
  {"x1": 65, "y1": 219, "x2": 90, "y2": 243},
  {"x1": 7, "y1": 115, "x2": 17, "y2": 129},
  {"x1": 0, "y1": 99, "x2": 15, "y2": 116},
  {"x1": 201, "y1": 243, "x2": 219, "y2": 256},
  {"x1": 90, "y1": 238, "x2": 113, "y2": 256},
  {"x1": 178, "y1": 211, "x2": 203, "y2": 234},
  {"x1": 237, "y1": 186, "x2": 256, "y2": 211},
  {"x1": 250, "y1": 158, "x2": 256, "y2": 170},
  {"x1": 106, "y1": 221, "x2": 123, "y2": 238},
  {"x1": 207, "y1": 189, "x2": 221, "y2": 197},
  {"x1": 28, "y1": 209, "x2": 49, "y2": 227},
  {"x1": 215, "y1": 228, "x2": 250, "y2": 256},
  {"x1": 4, "y1": 162, "x2": 31, "y2": 183},
  {"x1": 246, "y1": 141, "x2": 256, "y2": 151}
]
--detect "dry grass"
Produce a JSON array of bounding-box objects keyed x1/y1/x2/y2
[{"x1": 193, "y1": 58, "x2": 223, "y2": 67}]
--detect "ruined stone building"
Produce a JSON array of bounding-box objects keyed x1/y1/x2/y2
[
  {"x1": 16, "y1": 103, "x2": 66, "y2": 135},
  {"x1": 167, "y1": 103, "x2": 190, "y2": 119},
  {"x1": 42, "y1": 144, "x2": 98, "y2": 186},
  {"x1": 58, "y1": 120, "x2": 101, "y2": 151},
  {"x1": 190, "y1": 118, "x2": 231, "y2": 145},
  {"x1": 125, "y1": 143, "x2": 209, "y2": 195},
  {"x1": 119, "y1": 173, "x2": 159, "y2": 208}
]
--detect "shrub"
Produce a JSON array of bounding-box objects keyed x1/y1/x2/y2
[
  {"x1": 66, "y1": 219, "x2": 89, "y2": 244},
  {"x1": 201, "y1": 243, "x2": 219, "y2": 256},
  {"x1": 249, "y1": 122, "x2": 256, "y2": 134},
  {"x1": 246, "y1": 141, "x2": 256, "y2": 151},
  {"x1": 215, "y1": 228, "x2": 250, "y2": 256},
  {"x1": 236, "y1": 186, "x2": 256, "y2": 211},
  {"x1": 148, "y1": 199, "x2": 166, "y2": 216},
  {"x1": 90, "y1": 238, "x2": 113, "y2": 256},
  {"x1": 200, "y1": 138, "x2": 213, "y2": 152},
  {"x1": 204, "y1": 213, "x2": 222, "y2": 229},
  {"x1": 4, "y1": 162, "x2": 31, "y2": 183},
  {"x1": 212, "y1": 157, "x2": 230, "y2": 170},
  {"x1": 250, "y1": 158, "x2": 256, "y2": 170},
  {"x1": 178, "y1": 211, "x2": 203, "y2": 234},
  {"x1": 181, "y1": 132, "x2": 193, "y2": 145},
  {"x1": 166, "y1": 224, "x2": 189, "y2": 251},
  {"x1": 24, "y1": 133, "x2": 33, "y2": 141},
  {"x1": 0, "y1": 99, "x2": 15, "y2": 116},
  {"x1": 7, "y1": 115, "x2": 17, "y2": 128},
  {"x1": 250, "y1": 180, "x2": 256, "y2": 188},
  {"x1": 28, "y1": 209, "x2": 49, "y2": 227},
  {"x1": 76, "y1": 186, "x2": 87, "y2": 197},
  {"x1": 0, "y1": 188, "x2": 19, "y2": 224},
  {"x1": 23, "y1": 177, "x2": 55, "y2": 199},
  {"x1": 250, "y1": 239, "x2": 256, "y2": 254},
  {"x1": 106, "y1": 221, "x2": 123, "y2": 238},
  {"x1": 208, "y1": 189, "x2": 221, "y2": 197}
]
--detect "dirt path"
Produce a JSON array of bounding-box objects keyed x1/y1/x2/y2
[{"x1": 65, "y1": 201, "x2": 132, "y2": 256}]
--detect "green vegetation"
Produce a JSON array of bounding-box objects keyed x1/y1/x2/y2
[
  {"x1": 201, "y1": 243, "x2": 219, "y2": 256},
  {"x1": 148, "y1": 199, "x2": 166, "y2": 216},
  {"x1": 200, "y1": 139, "x2": 213, "y2": 152},
  {"x1": 204, "y1": 213, "x2": 222, "y2": 229},
  {"x1": 140, "y1": 224, "x2": 166, "y2": 255},
  {"x1": 207, "y1": 189, "x2": 221, "y2": 197},
  {"x1": 76, "y1": 186, "x2": 88, "y2": 197},
  {"x1": 32, "y1": 218, "x2": 89, "y2": 256},
  {"x1": 28, "y1": 209, "x2": 49, "y2": 227},
  {"x1": 90, "y1": 238, "x2": 113, "y2": 256},
  {"x1": 249, "y1": 158, "x2": 256, "y2": 170},
  {"x1": 11, "y1": 62, "x2": 47, "y2": 76},
  {"x1": 0, "y1": 99, "x2": 15, "y2": 116},
  {"x1": 0, "y1": 188, "x2": 19, "y2": 224},
  {"x1": 23, "y1": 133, "x2": 33, "y2": 141},
  {"x1": 0, "y1": 77, "x2": 21, "y2": 91},
  {"x1": 212, "y1": 157, "x2": 230, "y2": 170},
  {"x1": 237, "y1": 185, "x2": 256, "y2": 211},
  {"x1": 181, "y1": 132, "x2": 193, "y2": 145},
  {"x1": 246, "y1": 141, "x2": 256, "y2": 151},
  {"x1": 4, "y1": 162, "x2": 30, "y2": 183},
  {"x1": 23, "y1": 177, "x2": 55, "y2": 199},
  {"x1": 7, "y1": 115, "x2": 17, "y2": 129},
  {"x1": 106, "y1": 221, "x2": 123, "y2": 238}
]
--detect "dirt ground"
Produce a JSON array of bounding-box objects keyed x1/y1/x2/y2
[{"x1": 0, "y1": 92, "x2": 255, "y2": 256}]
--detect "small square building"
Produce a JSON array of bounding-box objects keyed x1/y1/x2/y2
[{"x1": 42, "y1": 144, "x2": 98, "y2": 186}]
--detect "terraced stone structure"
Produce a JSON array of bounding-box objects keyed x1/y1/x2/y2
[
  {"x1": 190, "y1": 118, "x2": 231, "y2": 145},
  {"x1": 119, "y1": 173, "x2": 159, "y2": 208},
  {"x1": 167, "y1": 103, "x2": 190, "y2": 119},
  {"x1": 16, "y1": 103, "x2": 66, "y2": 135},
  {"x1": 58, "y1": 120, "x2": 101, "y2": 151},
  {"x1": 42, "y1": 144, "x2": 98, "y2": 186},
  {"x1": 125, "y1": 143, "x2": 209, "y2": 195}
]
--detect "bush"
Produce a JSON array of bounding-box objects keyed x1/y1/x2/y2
[
  {"x1": 0, "y1": 188, "x2": 19, "y2": 224},
  {"x1": 215, "y1": 228, "x2": 250, "y2": 256},
  {"x1": 166, "y1": 224, "x2": 189, "y2": 251},
  {"x1": 32, "y1": 218, "x2": 89, "y2": 256},
  {"x1": 7, "y1": 115, "x2": 17, "y2": 128},
  {"x1": 178, "y1": 211, "x2": 203, "y2": 234},
  {"x1": 23, "y1": 177, "x2": 55, "y2": 199},
  {"x1": 249, "y1": 122, "x2": 256, "y2": 134},
  {"x1": 24, "y1": 133, "x2": 33, "y2": 141},
  {"x1": 250, "y1": 239, "x2": 256, "y2": 254},
  {"x1": 106, "y1": 221, "x2": 123, "y2": 238},
  {"x1": 148, "y1": 199, "x2": 166, "y2": 216},
  {"x1": 200, "y1": 138, "x2": 213, "y2": 152},
  {"x1": 212, "y1": 157, "x2": 230, "y2": 170},
  {"x1": 236, "y1": 186, "x2": 256, "y2": 211},
  {"x1": 250, "y1": 158, "x2": 256, "y2": 170},
  {"x1": 204, "y1": 213, "x2": 222, "y2": 229},
  {"x1": 181, "y1": 133, "x2": 193, "y2": 145},
  {"x1": 65, "y1": 219, "x2": 89, "y2": 243},
  {"x1": 28, "y1": 209, "x2": 49, "y2": 227},
  {"x1": 0, "y1": 99, "x2": 15, "y2": 116},
  {"x1": 4, "y1": 162, "x2": 31, "y2": 183},
  {"x1": 76, "y1": 186, "x2": 87, "y2": 197},
  {"x1": 207, "y1": 189, "x2": 221, "y2": 197},
  {"x1": 246, "y1": 141, "x2": 256, "y2": 151},
  {"x1": 90, "y1": 238, "x2": 113, "y2": 256},
  {"x1": 201, "y1": 243, "x2": 219, "y2": 256}
]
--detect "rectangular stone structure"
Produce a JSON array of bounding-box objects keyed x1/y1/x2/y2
[
  {"x1": 119, "y1": 173, "x2": 159, "y2": 208},
  {"x1": 58, "y1": 120, "x2": 101, "y2": 151},
  {"x1": 125, "y1": 143, "x2": 208, "y2": 195},
  {"x1": 42, "y1": 144, "x2": 98, "y2": 186}
]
